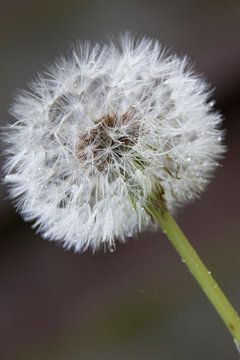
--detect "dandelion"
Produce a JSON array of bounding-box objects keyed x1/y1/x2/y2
[{"x1": 3, "y1": 34, "x2": 240, "y2": 351}]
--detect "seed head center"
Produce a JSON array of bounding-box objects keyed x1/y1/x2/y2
[{"x1": 76, "y1": 112, "x2": 138, "y2": 171}]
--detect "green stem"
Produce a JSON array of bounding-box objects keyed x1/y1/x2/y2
[{"x1": 145, "y1": 205, "x2": 240, "y2": 349}]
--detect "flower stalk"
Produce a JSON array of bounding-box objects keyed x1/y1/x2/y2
[{"x1": 145, "y1": 203, "x2": 240, "y2": 350}]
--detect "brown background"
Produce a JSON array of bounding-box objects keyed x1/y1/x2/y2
[{"x1": 0, "y1": 1, "x2": 240, "y2": 359}]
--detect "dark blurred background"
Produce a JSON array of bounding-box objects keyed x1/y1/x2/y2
[{"x1": 0, "y1": 1, "x2": 240, "y2": 359}]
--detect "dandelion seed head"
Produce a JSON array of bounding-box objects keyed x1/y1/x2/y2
[{"x1": 3, "y1": 34, "x2": 225, "y2": 251}]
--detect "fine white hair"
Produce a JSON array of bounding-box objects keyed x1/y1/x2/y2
[{"x1": 3, "y1": 34, "x2": 224, "y2": 252}]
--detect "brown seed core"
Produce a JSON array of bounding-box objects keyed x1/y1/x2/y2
[{"x1": 76, "y1": 112, "x2": 139, "y2": 171}]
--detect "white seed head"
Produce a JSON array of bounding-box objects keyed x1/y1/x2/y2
[{"x1": 3, "y1": 34, "x2": 225, "y2": 252}]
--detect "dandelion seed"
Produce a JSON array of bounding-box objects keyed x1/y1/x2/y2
[{"x1": 3, "y1": 34, "x2": 224, "y2": 252}]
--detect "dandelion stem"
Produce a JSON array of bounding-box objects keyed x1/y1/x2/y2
[{"x1": 145, "y1": 205, "x2": 240, "y2": 350}]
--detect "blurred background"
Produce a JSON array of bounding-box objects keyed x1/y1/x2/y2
[{"x1": 0, "y1": 0, "x2": 240, "y2": 359}]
